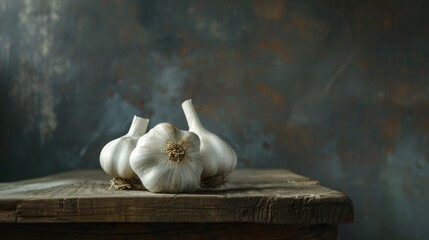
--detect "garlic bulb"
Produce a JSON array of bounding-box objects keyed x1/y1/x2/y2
[
  {"x1": 181, "y1": 99, "x2": 237, "y2": 188},
  {"x1": 130, "y1": 122, "x2": 203, "y2": 193},
  {"x1": 100, "y1": 115, "x2": 149, "y2": 189}
]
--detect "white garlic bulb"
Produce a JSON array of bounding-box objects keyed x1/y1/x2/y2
[
  {"x1": 100, "y1": 115, "x2": 149, "y2": 181},
  {"x1": 181, "y1": 99, "x2": 237, "y2": 188},
  {"x1": 130, "y1": 122, "x2": 203, "y2": 193}
]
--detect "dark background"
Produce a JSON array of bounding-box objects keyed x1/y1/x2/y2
[{"x1": 1, "y1": 0, "x2": 428, "y2": 239}]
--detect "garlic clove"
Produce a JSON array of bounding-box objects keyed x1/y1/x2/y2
[
  {"x1": 100, "y1": 115, "x2": 149, "y2": 180},
  {"x1": 181, "y1": 99, "x2": 237, "y2": 188},
  {"x1": 130, "y1": 122, "x2": 203, "y2": 193},
  {"x1": 100, "y1": 137, "x2": 138, "y2": 179}
]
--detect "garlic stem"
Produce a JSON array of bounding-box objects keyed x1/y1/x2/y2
[
  {"x1": 127, "y1": 115, "x2": 149, "y2": 137},
  {"x1": 182, "y1": 99, "x2": 203, "y2": 131}
]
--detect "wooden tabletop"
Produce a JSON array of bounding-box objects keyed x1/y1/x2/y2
[{"x1": 0, "y1": 169, "x2": 353, "y2": 224}]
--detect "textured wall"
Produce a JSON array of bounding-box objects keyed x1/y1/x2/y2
[{"x1": 1, "y1": 0, "x2": 429, "y2": 239}]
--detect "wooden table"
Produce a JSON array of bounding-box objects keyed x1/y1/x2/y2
[{"x1": 0, "y1": 169, "x2": 353, "y2": 239}]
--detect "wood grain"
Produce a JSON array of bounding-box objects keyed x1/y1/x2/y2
[
  {"x1": 0, "y1": 169, "x2": 353, "y2": 224},
  {"x1": 0, "y1": 223, "x2": 338, "y2": 240}
]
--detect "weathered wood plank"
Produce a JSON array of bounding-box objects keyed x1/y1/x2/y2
[
  {"x1": 0, "y1": 223, "x2": 339, "y2": 240},
  {"x1": 0, "y1": 199, "x2": 17, "y2": 223},
  {"x1": 0, "y1": 169, "x2": 353, "y2": 224}
]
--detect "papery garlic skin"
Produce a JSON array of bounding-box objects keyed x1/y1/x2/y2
[
  {"x1": 100, "y1": 116, "x2": 149, "y2": 179},
  {"x1": 130, "y1": 123, "x2": 203, "y2": 193},
  {"x1": 181, "y1": 99, "x2": 237, "y2": 187}
]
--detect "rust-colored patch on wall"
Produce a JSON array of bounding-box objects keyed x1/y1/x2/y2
[
  {"x1": 195, "y1": 103, "x2": 214, "y2": 116},
  {"x1": 377, "y1": 116, "x2": 402, "y2": 141},
  {"x1": 112, "y1": 67, "x2": 124, "y2": 85},
  {"x1": 282, "y1": 125, "x2": 312, "y2": 149},
  {"x1": 337, "y1": 137, "x2": 383, "y2": 165},
  {"x1": 195, "y1": 100, "x2": 241, "y2": 122},
  {"x1": 179, "y1": 44, "x2": 190, "y2": 55},
  {"x1": 256, "y1": 82, "x2": 286, "y2": 107},
  {"x1": 180, "y1": 58, "x2": 193, "y2": 68},
  {"x1": 373, "y1": 13, "x2": 392, "y2": 29},
  {"x1": 257, "y1": 38, "x2": 291, "y2": 61},
  {"x1": 278, "y1": 124, "x2": 322, "y2": 164},
  {"x1": 384, "y1": 143, "x2": 393, "y2": 155},
  {"x1": 409, "y1": 103, "x2": 429, "y2": 137},
  {"x1": 252, "y1": 0, "x2": 285, "y2": 20},
  {"x1": 395, "y1": 83, "x2": 409, "y2": 98},
  {"x1": 386, "y1": 82, "x2": 429, "y2": 105},
  {"x1": 282, "y1": 15, "x2": 320, "y2": 39},
  {"x1": 215, "y1": 48, "x2": 225, "y2": 59}
]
